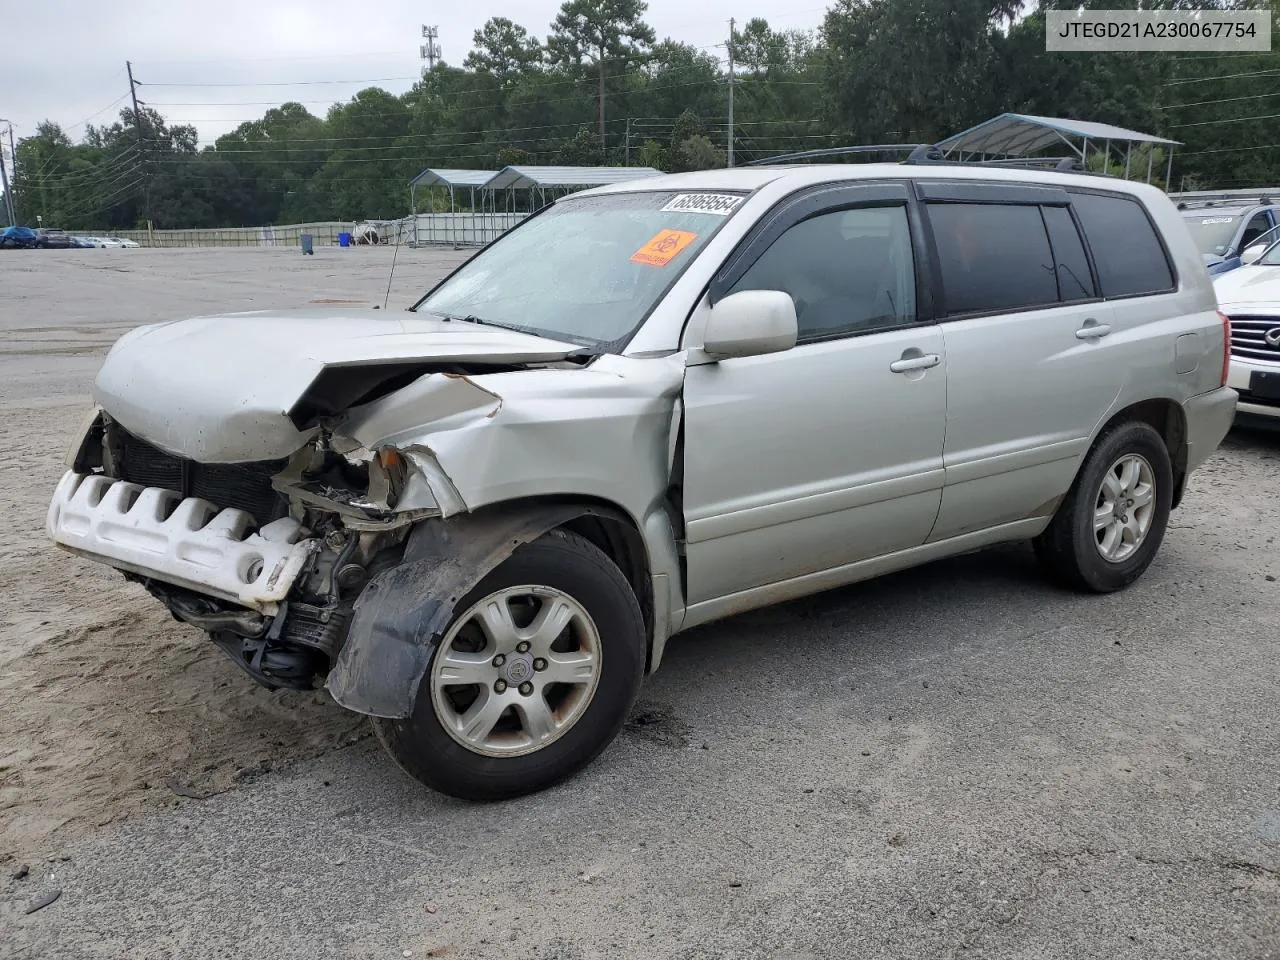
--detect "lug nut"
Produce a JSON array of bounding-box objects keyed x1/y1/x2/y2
[
  {"x1": 519, "y1": 682, "x2": 533, "y2": 696},
  {"x1": 533, "y1": 658, "x2": 547, "y2": 672},
  {"x1": 492, "y1": 654, "x2": 506, "y2": 667},
  {"x1": 516, "y1": 641, "x2": 531, "y2": 654},
  {"x1": 494, "y1": 680, "x2": 507, "y2": 693}
]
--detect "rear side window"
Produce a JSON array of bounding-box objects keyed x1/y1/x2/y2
[
  {"x1": 928, "y1": 203, "x2": 1058, "y2": 315},
  {"x1": 1071, "y1": 192, "x2": 1175, "y2": 298},
  {"x1": 1041, "y1": 205, "x2": 1095, "y2": 301}
]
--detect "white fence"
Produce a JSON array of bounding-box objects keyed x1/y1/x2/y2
[
  {"x1": 105, "y1": 214, "x2": 523, "y2": 248},
  {"x1": 412, "y1": 212, "x2": 528, "y2": 246}
]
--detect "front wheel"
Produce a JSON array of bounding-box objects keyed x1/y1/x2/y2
[
  {"x1": 1033, "y1": 420, "x2": 1174, "y2": 593},
  {"x1": 371, "y1": 529, "x2": 646, "y2": 801}
]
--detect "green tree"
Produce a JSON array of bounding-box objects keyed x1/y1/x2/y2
[
  {"x1": 547, "y1": 0, "x2": 656, "y2": 146},
  {"x1": 465, "y1": 18, "x2": 544, "y2": 85}
]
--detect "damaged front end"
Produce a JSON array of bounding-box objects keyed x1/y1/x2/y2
[{"x1": 48, "y1": 410, "x2": 421, "y2": 691}]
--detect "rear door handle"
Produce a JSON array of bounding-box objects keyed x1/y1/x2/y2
[
  {"x1": 889, "y1": 353, "x2": 941, "y2": 373},
  {"x1": 1075, "y1": 319, "x2": 1112, "y2": 340}
]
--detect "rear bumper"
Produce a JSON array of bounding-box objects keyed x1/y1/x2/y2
[
  {"x1": 47, "y1": 470, "x2": 318, "y2": 613},
  {"x1": 1182, "y1": 387, "x2": 1238, "y2": 476}
]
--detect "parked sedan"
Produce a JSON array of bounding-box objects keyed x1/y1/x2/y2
[
  {"x1": 33, "y1": 228, "x2": 75, "y2": 249},
  {"x1": 0, "y1": 225, "x2": 38, "y2": 249}
]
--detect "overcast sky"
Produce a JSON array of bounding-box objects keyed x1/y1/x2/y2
[{"x1": 3, "y1": 0, "x2": 830, "y2": 146}]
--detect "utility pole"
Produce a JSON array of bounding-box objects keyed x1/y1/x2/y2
[
  {"x1": 0, "y1": 120, "x2": 15, "y2": 226},
  {"x1": 625, "y1": 118, "x2": 631, "y2": 166},
  {"x1": 126, "y1": 60, "x2": 151, "y2": 231},
  {"x1": 420, "y1": 26, "x2": 441, "y2": 75},
  {"x1": 726, "y1": 18, "x2": 735, "y2": 168}
]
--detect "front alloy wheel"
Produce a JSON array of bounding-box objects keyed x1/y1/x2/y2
[
  {"x1": 371, "y1": 529, "x2": 645, "y2": 801},
  {"x1": 430, "y1": 585, "x2": 603, "y2": 758}
]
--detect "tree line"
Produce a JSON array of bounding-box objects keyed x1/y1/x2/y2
[{"x1": 6, "y1": 0, "x2": 1279, "y2": 231}]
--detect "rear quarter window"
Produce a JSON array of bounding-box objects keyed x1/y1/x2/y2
[{"x1": 1071, "y1": 192, "x2": 1175, "y2": 298}]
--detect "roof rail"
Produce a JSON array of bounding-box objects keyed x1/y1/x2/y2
[
  {"x1": 744, "y1": 143, "x2": 1103, "y2": 176},
  {"x1": 1174, "y1": 195, "x2": 1272, "y2": 210},
  {"x1": 743, "y1": 144, "x2": 931, "y2": 166}
]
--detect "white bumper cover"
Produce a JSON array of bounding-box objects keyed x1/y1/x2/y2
[{"x1": 47, "y1": 471, "x2": 318, "y2": 613}]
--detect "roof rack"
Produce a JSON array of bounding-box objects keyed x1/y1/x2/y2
[
  {"x1": 745, "y1": 143, "x2": 1100, "y2": 176},
  {"x1": 1173, "y1": 194, "x2": 1273, "y2": 211},
  {"x1": 743, "y1": 144, "x2": 931, "y2": 166}
]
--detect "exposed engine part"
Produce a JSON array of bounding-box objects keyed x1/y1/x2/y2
[
  {"x1": 273, "y1": 601, "x2": 351, "y2": 656},
  {"x1": 209, "y1": 630, "x2": 327, "y2": 691},
  {"x1": 144, "y1": 580, "x2": 268, "y2": 638}
]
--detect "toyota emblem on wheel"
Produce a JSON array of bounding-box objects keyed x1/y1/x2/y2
[{"x1": 1265, "y1": 327, "x2": 1280, "y2": 347}]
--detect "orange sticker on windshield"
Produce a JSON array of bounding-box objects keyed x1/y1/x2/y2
[{"x1": 630, "y1": 229, "x2": 698, "y2": 267}]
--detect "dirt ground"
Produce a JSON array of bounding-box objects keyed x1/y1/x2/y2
[{"x1": 0, "y1": 246, "x2": 470, "y2": 862}]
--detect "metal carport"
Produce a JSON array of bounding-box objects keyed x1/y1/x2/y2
[
  {"x1": 481, "y1": 165, "x2": 664, "y2": 211},
  {"x1": 935, "y1": 113, "x2": 1182, "y2": 185}
]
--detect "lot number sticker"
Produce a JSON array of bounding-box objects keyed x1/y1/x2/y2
[
  {"x1": 631, "y1": 229, "x2": 699, "y2": 267},
  {"x1": 660, "y1": 193, "x2": 743, "y2": 216}
]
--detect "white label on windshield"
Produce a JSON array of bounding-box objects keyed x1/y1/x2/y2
[
  {"x1": 1201, "y1": 217, "x2": 1235, "y2": 224},
  {"x1": 661, "y1": 193, "x2": 743, "y2": 216}
]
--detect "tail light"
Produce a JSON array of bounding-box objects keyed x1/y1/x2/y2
[{"x1": 1218, "y1": 310, "x2": 1231, "y2": 386}]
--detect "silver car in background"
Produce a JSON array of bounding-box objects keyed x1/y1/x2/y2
[{"x1": 47, "y1": 163, "x2": 1237, "y2": 800}]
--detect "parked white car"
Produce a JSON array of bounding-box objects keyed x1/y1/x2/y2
[
  {"x1": 1215, "y1": 238, "x2": 1280, "y2": 424},
  {"x1": 1208, "y1": 238, "x2": 1280, "y2": 424},
  {"x1": 48, "y1": 163, "x2": 1237, "y2": 800}
]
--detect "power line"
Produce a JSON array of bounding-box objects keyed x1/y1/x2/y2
[
  {"x1": 1163, "y1": 68, "x2": 1280, "y2": 86},
  {"x1": 1162, "y1": 91, "x2": 1280, "y2": 110},
  {"x1": 1169, "y1": 111, "x2": 1280, "y2": 129}
]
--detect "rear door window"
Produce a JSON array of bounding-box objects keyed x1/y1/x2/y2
[
  {"x1": 1071, "y1": 192, "x2": 1175, "y2": 298},
  {"x1": 927, "y1": 202, "x2": 1058, "y2": 315}
]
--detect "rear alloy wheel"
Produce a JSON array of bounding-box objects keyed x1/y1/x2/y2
[
  {"x1": 1033, "y1": 420, "x2": 1173, "y2": 593},
  {"x1": 372, "y1": 529, "x2": 645, "y2": 801}
]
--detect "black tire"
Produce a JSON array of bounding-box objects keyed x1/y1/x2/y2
[
  {"x1": 1033, "y1": 420, "x2": 1174, "y2": 593},
  {"x1": 371, "y1": 529, "x2": 646, "y2": 801}
]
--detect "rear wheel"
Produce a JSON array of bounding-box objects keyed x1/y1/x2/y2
[
  {"x1": 371, "y1": 529, "x2": 645, "y2": 801},
  {"x1": 1033, "y1": 420, "x2": 1173, "y2": 593}
]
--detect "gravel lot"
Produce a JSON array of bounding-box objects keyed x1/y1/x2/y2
[{"x1": 1, "y1": 247, "x2": 1278, "y2": 959}]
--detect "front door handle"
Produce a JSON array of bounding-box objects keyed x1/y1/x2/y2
[
  {"x1": 1075, "y1": 319, "x2": 1112, "y2": 340},
  {"x1": 889, "y1": 353, "x2": 941, "y2": 373}
]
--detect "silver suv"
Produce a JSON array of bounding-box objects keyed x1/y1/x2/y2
[{"x1": 47, "y1": 164, "x2": 1237, "y2": 799}]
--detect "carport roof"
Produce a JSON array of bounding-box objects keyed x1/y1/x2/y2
[
  {"x1": 408, "y1": 168, "x2": 496, "y2": 189},
  {"x1": 936, "y1": 113, "x2": 1182, "y2": 157},
  {"x1": 482, "y1": 165, "x2": 664, "y2": 191}
]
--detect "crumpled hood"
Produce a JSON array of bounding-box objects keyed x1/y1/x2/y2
[{"x1": 93, "y1": 308, "x2": 580, "y2": 462}]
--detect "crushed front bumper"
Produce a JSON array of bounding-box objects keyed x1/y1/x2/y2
[{"x1": 46, "y1": 470, "x2": 318, "y2": 614}]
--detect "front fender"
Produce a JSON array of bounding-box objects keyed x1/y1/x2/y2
[{"x1": 325, "y1": 502, "x2": 606, "y2": 718}]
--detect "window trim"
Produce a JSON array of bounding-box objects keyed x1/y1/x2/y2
[
  {"x1": 704, "y1": 180, "x2": 937, "y2": 345},
  {"x1": 914, "y1": 180, "x2": 1071, "y2": 207},
  {"x1": 1065, "y1": 186, "x2": 1179, "y2": 301},
  {"x1": 1039, "y1": 203, "x2": 1101, "y2": 307}
]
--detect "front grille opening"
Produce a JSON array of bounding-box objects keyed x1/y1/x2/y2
[
  {"x1": 1228, "y1": 315, "x2": 1280, "y2": 364},
  {"x1": 106, "y1": 424, "x2": 289, "y2": 526}
]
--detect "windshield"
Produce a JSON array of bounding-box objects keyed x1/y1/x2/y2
[
  {"x1": 414, "y1": 190, "x2": 743, "y2": 349},
  {"x1": 1182, "y1": 214, "x2": 1241, "y2": 257}
]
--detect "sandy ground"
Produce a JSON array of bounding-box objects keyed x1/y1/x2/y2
[
  {"x1": 0, "y1": 247, "x2": 1278, "y2": 959},
  {"x1": 0, "y1": 246, "x2": 471, "y2": 862}
]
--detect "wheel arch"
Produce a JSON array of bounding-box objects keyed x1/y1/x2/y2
[
  {"x1": 326, "y1": 495, "x2": 656, "y2": 719},
  {"x1": 1091, "y1": 397, "x2": 1189, "y2": 507}
]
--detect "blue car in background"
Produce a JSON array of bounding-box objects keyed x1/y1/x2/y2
[
  {"x1": 1, "y1": 225, "x2": 39, "y2": 249},
  {"x1": 1175, "y1": 195, "x2": 1279, "y2": 276}
]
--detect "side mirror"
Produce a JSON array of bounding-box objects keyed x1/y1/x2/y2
[
  {"x1": 701, "y1": 290, "x2": 798, "y2": 360},
  {"x1": 1241, "y1": 242, "x2": 1268, "y2": 265}
]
